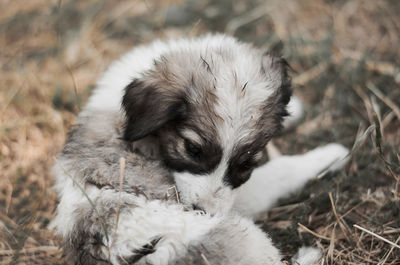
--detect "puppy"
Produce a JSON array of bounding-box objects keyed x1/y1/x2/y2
[{"x1": 51, "y1": 34, "x2": 348, "y2": 265}]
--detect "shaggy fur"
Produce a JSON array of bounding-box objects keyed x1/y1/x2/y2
[{"x1": 51, "y1": 34, "x2": 348, "y2": 265}]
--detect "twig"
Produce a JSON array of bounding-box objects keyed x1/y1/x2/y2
[
  {"x1": 327, "y1": 223, "x2": 336, "y2": 261},
  {"x1": 292, "y1": 61, "x2": 330, "y2": 87},
  {"x1": 65, "y1": 63, "x2": 81, "y2": 112},
  {"x1": 383, "y1": 228, "x2": 400, "y2": 235},
  {"x1": 353, "y1": 86, "x2": 374, "y2": 124},
  {"x1": 372, "y1": 112, "x2": 400, "y2": 198},
  {"x1": 268, "y1": 202, "x2": 303, "y2": 212},
  {"x1": 371, "y1": 96, "x2": 384, "y2": 137},
  {"x1": 380, "y1": 235, "x2": 400, "y2": 264},
  {"x1": 168, "y1": 185, "x2": 180, "y2": 203},
  {"x1": 298, "y1": 223, "x2": 332, "y2": 241},
  {"x1": 382, "y1": 111, "x2": 395, "y2": 130},
  {"x1": 109, "y1": 157, "x2": 126, "y2": 258},
  {"x1": 367, "y1": 82, "x2": 400, "y2": 121},
  {"x1": 200, "y1": 253, "x2": 212, "y2": 265},
  {"x1": 329, "y1": 192, "x2": 351, "y2": 242},
  {"x1": 353, "y1": 224, "x2": 400, "y2": 249}
]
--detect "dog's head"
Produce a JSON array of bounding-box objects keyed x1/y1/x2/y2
[{"x1": 122, "y1": 37, "x2": 291, "y2": 214}]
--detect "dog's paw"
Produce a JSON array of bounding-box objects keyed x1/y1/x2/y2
[
  {"x1": 117, "y1": 237, "x2": 182, "y2": 265},
  {"x1": 308, "y1": 143, "x2": 349, "y2": 173},
  {"x1": 144, "y1": 238, "x2": 186, "y2": 265}
]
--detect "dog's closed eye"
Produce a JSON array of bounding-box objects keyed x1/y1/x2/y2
[{"x1": 184, "y1": 139, "x2": 202, "y2": 158}]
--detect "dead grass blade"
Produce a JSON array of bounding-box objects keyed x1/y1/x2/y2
[
  {"x1": 353, "y1": 86, "x2": 374, "y2": 124},
  {"x1": 379, "y1": 235, "x2": 400, "y2": 265},
  {"x1": 292, "y1": 61, "x2": 330, "y2": 87},
  {"x1": 108, "y1": 157, "x2": 126, "y2": 258},
  {"x1": 65, "y1": 63, "x2": 81, "y2": 112},
  {"x1": 349, "y1": 124, "x2": 376, "y2": 157},
  {"x1": 329, "y1": 193, "x2": 352, "y2": 242},
  {"x1": 353, "y1": 225, "x2": 400, "y2": 250},
  {"x1": 297, "y1": 223, "x2": 332, "y2": 241},
  {"x1": 367, "y1": 82, "x2": 400, "y2": 121},
  {"x1": 167, "y1": 185, "x2": 180, "y2": 203},
  {"x1": 200, "y1": 252, "x2": 212, "y2": 265}
]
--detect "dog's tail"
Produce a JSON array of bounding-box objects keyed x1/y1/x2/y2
[{"x1": 292, "y1": 247, "x2": 322, "y2": 265}]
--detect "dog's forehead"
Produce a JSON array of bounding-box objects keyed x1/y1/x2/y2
[
  {"x1": 153, "y1": 44, "x2": 284, "y2": 151},
  {"x1": 160, "y1": 45, "x2": 264, "y2": 86}
]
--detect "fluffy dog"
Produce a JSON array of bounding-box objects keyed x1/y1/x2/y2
[{"x1": 51, "y1": 34, "x2": 348, "y2": 265}]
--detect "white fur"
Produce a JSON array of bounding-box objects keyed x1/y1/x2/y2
[
  {"x1": 108, "y1": 196, "x2": 221, "y2": 265},
  {"x1": 283, "y1": 95, "x2": 304, "y2": 128},
  {"x1": 180, "y1": 129, "x2": 203, "y2": 145},
  {"x1": 292, "y1": 247, "x2": 322, "y2": 265},
  {"x1": 50, "y1": 163, "x2": 88, "y2": 238}
]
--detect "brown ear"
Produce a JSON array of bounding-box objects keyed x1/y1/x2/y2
[{"x1": 121, "y1": 79, "x2": 186, "y2": 142}]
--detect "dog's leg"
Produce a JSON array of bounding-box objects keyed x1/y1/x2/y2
[
  {"x1": 173, "y1": 216, "x2": 284, "y2": 265},
  {"x1": 234, "y1": 143, "x2": 349, "y2": 218}
]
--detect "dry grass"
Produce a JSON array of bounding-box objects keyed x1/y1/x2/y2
[{"x1": 0, "y1": 0, "x2": 399, "y2": 264}]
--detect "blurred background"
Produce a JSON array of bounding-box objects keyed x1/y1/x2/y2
[{"x1": 0, "y1": 0, "x2": 399, "y2": 264}]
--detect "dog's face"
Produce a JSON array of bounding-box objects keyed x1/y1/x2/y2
[{"x1": 122, "y1": 40, "x2": 291, "y2": 214}]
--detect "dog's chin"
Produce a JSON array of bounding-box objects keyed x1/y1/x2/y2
[{"x1": 173, "y1": 171, "x2": 237, "y2": 216}]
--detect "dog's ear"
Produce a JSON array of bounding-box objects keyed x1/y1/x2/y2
[
  {"x1": 121, "y1": 79, "x2": 186, "y2": 142},
  {"x1": 261, "y1": 53, "x2": 292, "y2": 109},
  {"x1": 258, "y1": 53, "x2": 293, "y2": 137}
]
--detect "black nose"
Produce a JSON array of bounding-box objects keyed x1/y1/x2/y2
[{"x1": 192, "y1": 204, "x2": 205, "y2": 212}]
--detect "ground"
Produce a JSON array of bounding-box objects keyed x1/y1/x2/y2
[{"x1": 0, "y1": 0, "x2": 399, "y2": 264}]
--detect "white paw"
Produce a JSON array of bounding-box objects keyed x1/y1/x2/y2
[{"x1": 309, "y1": 143, "x2": 349, "y2": 173}]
